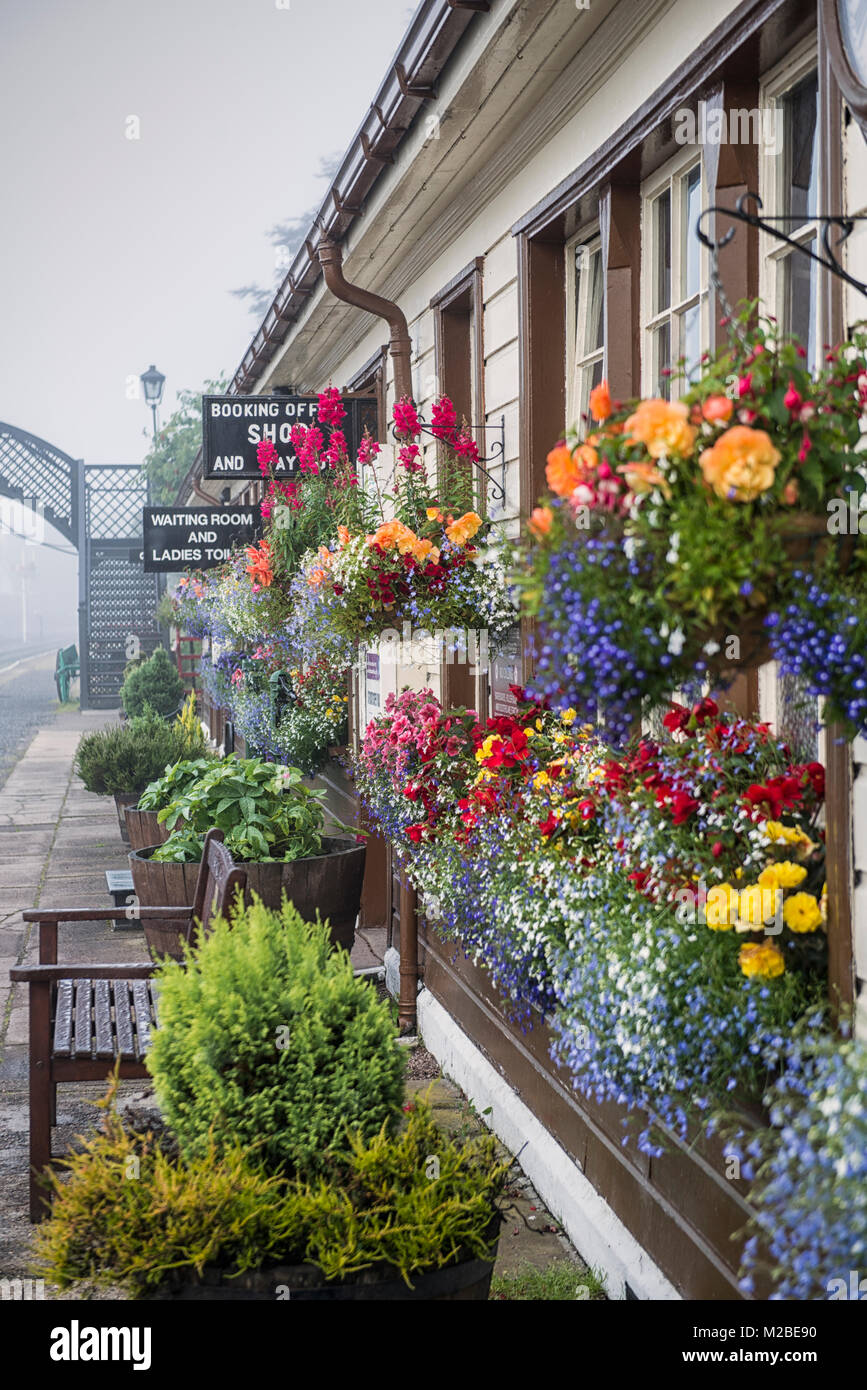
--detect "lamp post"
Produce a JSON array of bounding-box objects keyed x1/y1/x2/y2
[{"x1": 140, "y1": 364, "x2": 166, "y2": 443}]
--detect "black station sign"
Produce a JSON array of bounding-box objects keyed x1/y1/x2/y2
[
  {"x1": 141, "y1": 505, "x2": 263, "y2": 572},
  {"x1": 201, "y1": 393, "x2": 378, "y2": 480}
]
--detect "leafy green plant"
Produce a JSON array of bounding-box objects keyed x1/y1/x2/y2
[
  {"x1": 136, "y1": 757, "x2": 216, "y2": 813},
  {"x1": 34, "y1": 1091, "x2": 507, "y2": 1295},
  {"x1": 150, "y1": 755, "x2": 330, "y2": 863},
  {"x1": 120, "y1": 647, "x2": 185, "y2": 719},
  {"x1": 74, "y1": 708, "x2": 210, "y2": 797},
  {"x1": 147, "y1": 898, "x2": 406, "y2": 1176}
]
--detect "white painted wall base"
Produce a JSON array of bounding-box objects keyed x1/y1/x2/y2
[{"x1": 415, "y1": 987, "x2": 680, "y2": 1301}]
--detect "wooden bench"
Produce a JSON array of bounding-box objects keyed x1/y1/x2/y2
[{"x1": 10, "y1": 829, "x2": 247, "y2": 1221}]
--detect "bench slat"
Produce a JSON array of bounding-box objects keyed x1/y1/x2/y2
[
  {"x1": 130, "y1": 980, "x2": 153, "y2": 1058},
  {"x1": 112, "y1": 981, "x2": 136, "y2": 1059},
  {"x1": 53, "y1": 979, "x2": 74, "y2": 1056},
  {"x1": 149, "y1": 980, "x2": 160, "y2": 1030},
  {"x1": 93, "y1": 979, "x2": 114, "y2": 1058},
  {"x1": 73, "y1": 979, "x2": 92, "y2": 1059}
]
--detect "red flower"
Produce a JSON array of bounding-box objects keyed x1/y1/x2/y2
[
  {"x1": 406, "y1": 824, "x2": 426, "y2": 844},
  {"x1": 663, "y1": 702, "x2": 691, "y2": 733},
  {"x1": 537, "y1": 812, "x2": 558, "y2": 838},
  {"x1": 577, "y1": 799, "x2": 596, "y2": 821},
  {"x1": 711, "y1": 841, "x2": 724, "y2": 859}
]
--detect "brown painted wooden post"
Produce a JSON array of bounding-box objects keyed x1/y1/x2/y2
[
  {"x1": 398, "y1": 870, "x2": 418, "y2": 1033},
  {"x1": 28, "y1": 979, "x2": 52, "y2": 1222}
]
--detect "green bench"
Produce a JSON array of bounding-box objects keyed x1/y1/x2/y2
[{"x1": 54, "y1": 645, "x2": 79, "y2": 703}]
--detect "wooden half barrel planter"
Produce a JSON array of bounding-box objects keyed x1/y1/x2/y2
[
  {"x1": 113, "y1": 793, "x2": 140, "y2": 844},
  {"x1": 130, "y1": 837, "x2": 366, "y2": 960},
  {"x1": 124, "y1": 806, "x2": 171, "y2": 853}
]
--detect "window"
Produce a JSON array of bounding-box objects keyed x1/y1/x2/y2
[
  {"x1": 760, "y1": 51, "x2": 821, "y2": 370},
  {"x1": 566, "y1": 231, "x2": 604, "y2": 425},
  {"x1": 641, "y1": 155, "x2": 708, "y2": 397}
]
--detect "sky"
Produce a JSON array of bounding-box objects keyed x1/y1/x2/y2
[{"x1": 0, "y1": 0, "x2": 416, "y2": 470}]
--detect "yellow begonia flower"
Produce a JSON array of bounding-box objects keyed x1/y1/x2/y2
[
  {"x1": 523, "y1": 727, "x2": 535, "y2": 738},
  {"x1": 758, "y1": 861, "x2": 807, "y2": 891},
  {"x1": 739, "y1": 941, "x2": 785, "y2": 979},
  {"x1": 705, "y1": 884, "x2": 738, "y2": 929},
  {"x1": 782, "y1": 893, "x2": 823, "y2": 934},
  {"x1": 736, "y1": 884, "x2": 780, "y2": 931},
  {"x1": 426, "y1": 506, "x2": 443, "y2": 521},
  {"x1": 560, "y1": 708, "x2": 577, "y2": 726},
  {"x1": 534, "y1": 771, "x2": 550, "y2": 790}
]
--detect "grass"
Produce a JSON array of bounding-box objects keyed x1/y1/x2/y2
[{"x1": 490, "y1": 1259, "x2": 607, "y2": 1301}]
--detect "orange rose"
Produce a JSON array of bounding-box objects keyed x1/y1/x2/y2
[
  {"x1": 702, "y1": 394, "x2": 733, "y2": 423},
  {"x1": 624, "y1": 398, "x2": 696, "y2": 458},
  {"x1": 699, "y1": 425, "x2": 781, "y2": 502},
  {"x1": 444, "y1": 511, "x2": 483, "y2": 547},
  {"x1": 528, "y1": 505, "x2": 553, "y2": 538},
  {"x1": 307, "y1": 566, "x2": 327, "y2": 588},
  {"x1": 588, "y1": 380, "x2": 613, "y2": 422},
  {"x1": 546, "y1": 443, "x2": 597, "y2": 499},
  {"x1": 337, "y1": 525, "x2": 351, "y2": 546},
  {"x1": 616, "y1": 461, "x2": 671, "y2": 498},
  {"x1": 411, "y1": 538, "x2": 440, "y2": 564}
]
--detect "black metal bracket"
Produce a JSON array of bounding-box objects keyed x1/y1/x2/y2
[
  {"x1": 697, "y1": 191, "x2": 867, "y2": 297},
  {"x1": 389, "y1": 413, "x2": 507, "y2": 504}
]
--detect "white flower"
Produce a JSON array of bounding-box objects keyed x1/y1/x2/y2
[
  {"x1": 667, "y1": 628, "x2": 685, "y2": 656},
  {"x1": 703, "y1": 639, "x2": 721, "y2": 656}
]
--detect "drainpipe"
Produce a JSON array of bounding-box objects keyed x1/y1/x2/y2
[
  {"x1": 317, "y1": 238, "x2": 414, "y2": 404},
  {"x1": 317, "y1": 235, "x2": 418, "y2": 1029}
]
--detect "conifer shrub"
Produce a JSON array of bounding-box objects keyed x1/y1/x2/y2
[
  {"x1": 146, "y1": 898, "x2": 406, "y2": 1176},
  {"x1": 74, "y1": 705, "x2": 210, "y2": 797},
  {"x1": 120, "y1": 647, "x2": 184, "y2": 719}
]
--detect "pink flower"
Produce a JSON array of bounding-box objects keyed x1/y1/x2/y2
[
  {"x1": 737, "y1": 373, "x2": 752, "y2": 398},
  {"x1": 452, "y1": 431, "x2": 479, "y2": 463},
  {"x1": 798, "y1": 431, "x2": 812, "y2": 463},
  {"x1": 257, "y1": 439, "x2": 279, "y2": 472},
  {"x1": 783, "y1": 380, "x2": 802, "y2": 413},
  {"x1": 398, "y1": 443, "x2": 423, "y2": 473},
  {"x1": 431, "y1": 396, "x2": 457, "y2": 442},
  {"x1": 357, "y1": 435, "x2": 381, "y2": 465},
  {"x1": 393, "y1": 397, "x2": 422, "y2": 438},
  {"x1": 317, "y1": 386, "x2": 346, "y2": 427}
]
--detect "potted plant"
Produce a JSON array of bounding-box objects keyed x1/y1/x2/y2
[
  {"x1": 521, "y1": 311, "x2": 867, "y2": 744},
  {"x1": 129, "y1": 755, "x2": 365, "y2": 959},
  {"x1": 33, "y1": 903, "x2": 506, "y2": 1300},
  {"x1": 120, "y1": 646, "x2": 185, "y2": 719},
  {"x1": 74, "y1": 701, "x2": 211, "y2": 841}
]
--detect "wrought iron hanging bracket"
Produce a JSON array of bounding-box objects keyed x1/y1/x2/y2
[
  {"x1": 697, "y1": 191, "x2": 867, "y2": 298},
  {"x1": 388, "y1": 413, "x2": 506, "y2": 504}
]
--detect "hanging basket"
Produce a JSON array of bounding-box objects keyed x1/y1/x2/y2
[{"x1": 693, "y1": 517, "x2": 857, "y2": 678}]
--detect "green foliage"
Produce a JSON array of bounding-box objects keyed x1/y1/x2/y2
[
  {"x1": 74, "y1": 708, "x2": 210, "y2": 797},
  {"x1": 120, "y1": 648, "x2": 185, "y2": 719},
  {"x1": 489, "y1": 1259, "x2": 607, "y2": 1301},
  {"x1": 142, "y1": 378, "x2": 228, "y2": 505},
  {"x1": 147, "y1": 898, "x2": 407, "y2": 1177},
  {"x1": 33, "y1": 1091, "x2": 300, "y2": 1292},
  {"x1": 136, "y1": 756, "x2": 217, "y2": 813},
  {"x1": 150, "y1": 755, "x2": 329, "y2": 863},
  {"x1": 34, "y1": 1091, "x2": 506, "y2": 1296}
]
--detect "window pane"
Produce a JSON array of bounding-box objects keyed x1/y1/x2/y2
[
  {"x1": 682, "y1": 166, "x2": 702, "y2": 299},
  {"x1": 587, "y1": 249, "x2": 605, "y2": 353},
  {"x1": 681, "y1": 303, "x2": 701, "y2": 381},
  {"x1": 653, "y1": 322, "x2": 671, "y2": 398},
  {"x1": 785, "y1": 239, "x2": 818, "y2": 370},
  {"x1": 784, "y1": 72, "x2": 819, "y2": 226},
  {"x1": 840, "y1": 0, "x2": 867, "y2": 84},
  {"x1": 654, "y1": 191, "x2": 671, "y2": 314}
]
